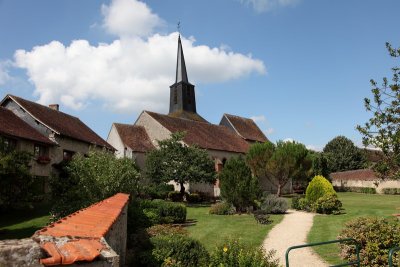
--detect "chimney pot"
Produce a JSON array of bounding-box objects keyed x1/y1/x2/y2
[{"x1": 49, "y1": 104, "x2": 59, "y2": 111}]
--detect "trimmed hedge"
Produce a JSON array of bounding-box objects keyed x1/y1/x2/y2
[
  {"x1": 314, "y1": 194, "x2": 342, "y2": 214},
  {"x1": 141, "y1": 199, "x2": 186, "y2": 224},
  {"x1": 334, "y1": 186, "x2": 376, "y2": 194},
  {"x1": 382, "y1": 188, "x2": 400, "y2": 195}
]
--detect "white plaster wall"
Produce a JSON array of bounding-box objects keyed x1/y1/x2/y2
[
  {"x1": 135, "y1": 112, "x2": 172, "y2": 148},
  {"x1": 107, "y1": 124, "x2": 125, "y2": 158}
]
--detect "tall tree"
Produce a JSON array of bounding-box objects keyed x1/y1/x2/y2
[
  {"x1": 323, "y1": 136, "x2": 366, "y2": 173},
  {"x1": 246, "y1": 141, "x2": 310, "y2": 196},
  {"x1": 219, "y1": 156, "x2": 260, "y2": 212},
  {"x1": 145, "y1": 132, "x2": 216, "y2": 195},
  {"x1": 357, "y1": 42, "x2": 400, "y2": 178}
]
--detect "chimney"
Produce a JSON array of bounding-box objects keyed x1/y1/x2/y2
[{"x1": 49, "y1": 104, "x2": 59, "y2": 111}]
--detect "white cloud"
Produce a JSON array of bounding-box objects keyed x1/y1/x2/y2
[
  {"x1": 283, "y1": 137, "x2": 295, "y2": 143},
  {"x1": 250, "y1": 115, "x2": 267, "y2": 122},
  {"x1": 240, "y1": 0, "x2": 300, "y2": 13},
  {"x1": 13, "y1": 0, "x2": 265, "y2": 113},
  {"x1": 264, "y1": 128, "x2": 274, "y2": 135},
  {"x1": 306, "y1": 144, "x2": 322, "y2": 152},
  {"x1": 0, "y1": 61, "x2": 11, "y2": 85},
  {"x1": 14, "y1": 32, "x2": 265, "y2": 113},
  {"x1": 101, "y1": 0, "x2": 164, "y2": 37}
]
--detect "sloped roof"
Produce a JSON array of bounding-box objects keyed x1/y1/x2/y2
[
  {"x1": 37, "y1": 193, "x2": 130, "y2": 266},
  {"x1": 2, "y1": 95, "x2": 113, "y2": 150},
  {"x1": 146, "y1": 111, "x2": 249, "y2": 153},
  {"x1": 114, "y1": 123, "x2": 154, "y2": 152},
  {"x1": 330, "y1": 169, "x2": 378, "y2": 181},
  {"x1": 222, "y1": 114, "x2": 268, "y2": 142},
  {"x1": 0, "y1": 107, "x2": 54, "y2": 145}
]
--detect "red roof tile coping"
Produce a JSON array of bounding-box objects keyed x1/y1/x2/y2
[
  {"x1": 330, "y1": 169, "x2": 378, "y2": 181},
  {"x1": 38, "y1": 193, "x2": 129, "y2": 266},
  {"x1": 38, "y1": 193, "x2": 129, "y2": 238},
  {"x1": 40, "y1": 239, "x2": 104, "y2": 266}
]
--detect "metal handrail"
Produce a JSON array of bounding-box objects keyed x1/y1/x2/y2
[
  {"x1": 389, "y1": 247, "x2": 400, "y2": 267},
  {"x1": 285, "y1": 238, "x2": 360, "y2": 267}
]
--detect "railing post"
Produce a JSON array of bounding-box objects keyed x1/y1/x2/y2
[
  {"x1": 389, "y1": 247, "x2": 400, "y2": 267},
  {"x1": 285, "y1": 238, "x2": 360, "y2": 267}
]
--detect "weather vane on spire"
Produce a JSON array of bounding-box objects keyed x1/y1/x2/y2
[{"x1": 177, "y1": 21, "x2": 181, "y2": 36}]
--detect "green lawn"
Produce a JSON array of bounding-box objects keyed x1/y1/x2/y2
[
  {"x1": 0, "y1": 203, "x2": 51, "y2": 240},
  {"x1": 308, "y1": 192, "x2": 400, "y2": 265},
  {"x1": 186, "y1": 205, "x2": 284, "y2": 252}
]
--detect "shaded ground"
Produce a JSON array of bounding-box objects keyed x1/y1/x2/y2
[
  {"x1": 262, "y1": 209, "x2": 328, "y2": 267},
  {"x1": 0, "y1": 203, "x2": 51, "y2": 240}
]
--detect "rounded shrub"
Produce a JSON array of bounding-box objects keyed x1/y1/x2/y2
[
  {"x1": 209, "y1": 201, "x2": 236, "y2": 215},
  {"x1": 314, "y1": 194, "x2": 342, "y2": 214},
  {"x1": 260, "y1": 194, "x2": 288, "y2": 214},
  {"x1": 305, "y1": 175, "x2": 336, "y2": 203}
]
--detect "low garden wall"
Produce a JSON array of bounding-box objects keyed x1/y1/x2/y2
[{"x1": 0, "y1": 193, "x2": 129, "y2": 267}]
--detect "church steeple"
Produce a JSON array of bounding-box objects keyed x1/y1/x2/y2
[
  {"x1": 176, "y1": 35, "x2": 189, "y2": 83},
  {"x1": 169, "y1": 35, "x2": 207, "y2": 122}
]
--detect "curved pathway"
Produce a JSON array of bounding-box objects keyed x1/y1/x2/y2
[{"x1": 262, "y1": 210, "x2": 328, "y2": 267}]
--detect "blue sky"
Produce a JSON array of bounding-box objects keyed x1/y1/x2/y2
[{"x1": 0, "y1": 0, "x2": 399, "y2": 151}]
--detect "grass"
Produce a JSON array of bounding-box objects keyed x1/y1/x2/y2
[
  {"x1": 0, "y1": 203, "x2": 51, "y2": 240},
  {"x1": 307, "y1": 192, "x2": 400, "y2": 265},
  {"x1": 186, "y1": 205, "x2": 284, "y2": 252}
]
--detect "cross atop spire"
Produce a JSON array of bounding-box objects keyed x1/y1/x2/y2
[{"x1": 175, "y1": 35, "x2": 189, "y2": 83}]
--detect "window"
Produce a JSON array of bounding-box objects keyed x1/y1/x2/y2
[
  {"x1": 1, "y1": 137, "x2": 17, "y2": 152},
  {"x1": 63, "y1": 150, "x2": 75, "y2": 161},
  {"x1": 34, "y1": 144, "x2": 48, "y2": 158}
]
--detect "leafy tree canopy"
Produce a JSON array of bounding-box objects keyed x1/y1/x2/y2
[
  {"x1": 323, "y1": 136, "x2": 366, "y2": 173},
  {"x1": 0, "y1": 138, "x2": 33, "y2": 211},
  {"x1": 246, "y1": 141, "x2": 310, "y2": 196},
  {"x1": 50, "y1": 149, "x2": 140, "y2": 217},
  {"x1": 145, "y1": 132, "x2": 216, "y2": 194},
  {"x1": 357, "y1": 42, "x2": 400, "y2": 178}
]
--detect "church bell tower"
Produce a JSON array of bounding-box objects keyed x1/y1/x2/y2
[{"x1": 168, "y1": 35, "x2": 207, "y2": 122}]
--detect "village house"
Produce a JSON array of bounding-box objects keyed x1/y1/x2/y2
[
  {"x1": 107, "y1": 36, "x2": 275, "y2": 196},
  {"x1": 0, "y1": 94, "x2": 114, "y2": 193}
]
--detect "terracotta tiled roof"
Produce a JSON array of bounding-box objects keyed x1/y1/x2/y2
[
  {"x1": 37, "y1": 193, "x2": 129, "y2": 266},
  {"x1": 0, "y1": 107, "x2": 54, "y2": 145},
  {"x1": 146, "y1": 111, "x2": 249, "y2": 153},
  {"x1": 114, "y1": 123, "x2": 154, "y2": 152},
  {"x1": 3, "y1": 95, "x2": 114, "y2": 150},
  {"x1": 330, "y1": 169, "x2": 378, "y2": 181},
  {"x1": 169, "y1": 110, "x2": 208, "y2": 123},
  {"x1": 222, "y1": 114, "x2": 268, "y2": 142}
]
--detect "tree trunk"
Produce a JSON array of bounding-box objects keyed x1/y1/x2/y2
[
  {"x1": 276, "y1": 184, "x2": 282, "y2": 197},
  {"x1": 180, "y1": 182, "x2": 185, "y2": 196}
]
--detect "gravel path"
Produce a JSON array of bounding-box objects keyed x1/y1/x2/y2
[{"x1": 262, "y1": 210, "x2": 328, "y2": 267}]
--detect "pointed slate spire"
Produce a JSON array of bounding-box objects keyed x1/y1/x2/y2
[
  {"x1": 168, "y1": 34, "x2": 207, "y2": 122},
  {"x1": 175, "y1": 35, "x2": 189, "y2": 83}
]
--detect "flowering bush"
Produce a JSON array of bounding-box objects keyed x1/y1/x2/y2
[
  {"x1": 338, "y1": 217, "x2": 400, "y2": 266},
  {"x1": 209, "y1": 239, "x2": 279, "y2": 267}
]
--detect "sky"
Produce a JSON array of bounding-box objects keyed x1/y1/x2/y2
[{"x1": 0, "y1": 0, "x2": 399, "y2": 151}]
